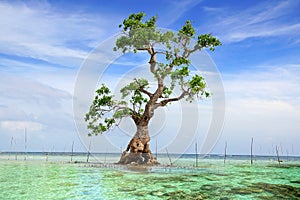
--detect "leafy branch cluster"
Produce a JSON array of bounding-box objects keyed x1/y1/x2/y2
[{"x1": 85, "y1": 12, "x2": 221, "y2": 136}]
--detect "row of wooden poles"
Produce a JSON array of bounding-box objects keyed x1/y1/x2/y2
[
  {"x1": 222, "y1": 137, "x2": 283, "y2": 166},
  {"x1": 162, "y1": 138, "x2": 286, "y2": 167},
  {"x1": 6, "y1": 130, "x2": 292, "y2": 166},
  {"x1": 7, "y1": 128, "x2": 109, "y2": 163},
  {"x1": 8, "y1": 128, "x2": 80, "y2": 162}
]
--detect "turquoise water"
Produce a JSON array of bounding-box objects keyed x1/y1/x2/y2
[{"x1": 0, "y1": 154, "x2": 299, "y2": 199}]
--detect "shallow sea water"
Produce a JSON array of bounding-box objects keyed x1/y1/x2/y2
[{"x1": 0, "y1": 154, "x2": 299, "y2": 200}]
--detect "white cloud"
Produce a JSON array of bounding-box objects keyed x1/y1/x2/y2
[
  {"x1": 206, "y1": 1, "x2": 300, "y2": 43},
  {"x1": 0, "y1": 72, "x2": 73, "y2": 127},
  {"x1": 160, "y1": 0, "x2": 203, "y2": 26},
  {"x1": 0, "y1": 71, "x2": 80, "y2": 151},
  {"x1": 224, "y1": 65, "x2": 300, "y2": 103},
  {"x1": 0, "y1": 120, "x2": 43, "y2": 132},
  {"x1": 0, "y1": 1, "x2": 119, "y2": 67},
  {"x1": 214, "y1": 64, "x2": 300, "y2": 154}
]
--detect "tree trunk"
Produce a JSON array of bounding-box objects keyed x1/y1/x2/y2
[{"x1": 118, "y1": 124, "x2": 158, "y2": 165}]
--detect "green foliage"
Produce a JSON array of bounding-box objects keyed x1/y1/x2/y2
[
  {"x1": 170, "y1": 66, "x2": 190, "y2": 88},
  {"x1": 85, "y1": 84, "x2": 128, "y2": 136},
  {"x1": 120, "y1": 79, "x2": 149, "y2": 114},
  {"x1": 189, "y1": 74, "x2": 205, "y2": 93},
  {"x1": 162, "y1": 87, "x2": 173, "y2": 98},
  {"x1": 172, "y1": 57, "x2": 190, "y2": 66},
  {"x1": 179, "y1": 20, "x2": 195, "y2": 37},
  {"x1": 86, "y1": 12, "x2": 221, "y2": 136},
  {"x1": 120, "y1": 79, "x2": 149, "y2": 98},
  {"x1": 197, "y1": 34, "x2": 222, "y2": 51},
  {"x1": 120, "y1": 12, "x2": 156, "y2": 30},
  {"x1": 114, "y1": 12, "x2": 161, "y2": 53},
  {"x1": 113, "y1": 108, "x2": 131, "y2": 119}
]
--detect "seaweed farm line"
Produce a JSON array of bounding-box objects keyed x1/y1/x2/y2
[
  {"x1": 0, "y1": 152, "x2": 299, "y2": 200},
  {"x1": 1, "y1": 152, "x2": 300, "y2": 167}
]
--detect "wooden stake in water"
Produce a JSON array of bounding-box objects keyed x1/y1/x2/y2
[
  {"x1": 71, "y1": 141, "x2": 74, "y2": 162},
  {"x1": 9, "y1": 136, "x2": 14, "y2": 160},
  {"x1": 166, "y1": 148, "x2": 172, "y2": 166},
  {"x1": 155, "y1": 139, "x2": 158, "y2": 160},
  {"x1": 104, "y1": 149, "x2": 107, "y2": 164},
  {"x1": 86, "y1": 140, "x2": 92, "y2": 163},
  {"x1": 276, "y1": 145, "x2": 281, "y2": 166},
  {"x1": 224, "y1": 141, "x2": 227, "y2": 165},
  {"x1": 24, "y1": 128, "x2": 27, "y2": 161},
  {"x1": 15, "y1": 139, "x2": 18, "y2": 160},
  {"x1": 250, "y1": 137, "x2": 253, "y2": 165},
  {"x1": 195, "y1": 142, "x2": 198, "y2": 167}
]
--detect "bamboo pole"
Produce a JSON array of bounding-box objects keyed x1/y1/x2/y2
[
  {"x1": 155, "y1": 139, "x2": 158, "y2": 160},
  {"x1": 166, "y1": 148, "x2": 172, "y2": 166},
  {"x1": 250, "y1": 137, "x2": 253, "y2": 165},
  {"x1": 104, "y1": 149, "x2": 107, "y2": 164},
  {"x1": 86, "y1": 140, "x2": 92, "y2": 163},
  {"x1": 14, "y1": 138, "x2": 18, "y2": 160},
  {"x1": 280, "y1": 143, "x2": 283, "y2": 155},
  {"x1": 224, "y1": 141, "x2": 227, "y2": 165},
  {"x1": 24, "y1": 128, "x2": 27, "y2": 161},
  {"x1": 9, "y1": 136, "x2": 13, "y2": 160},
  {"x1": 15, "y1": 138, "x2": 18, "y2": 160},
  {"x1": 195, "y1": 142, "x2": 198, "y2": 167},
  {"x1": 71, "y1": 141, "x2": 74, "y2": 162},
  {"x1": 276, "y1": 145, "x2": 281, "y2": 166}
]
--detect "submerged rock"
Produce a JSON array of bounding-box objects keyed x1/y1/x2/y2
[
  {"x1": 230, "y1": 182, "x2": 300, "y2": 199},
  {"x1": 200, "y1": 184, "x2": 220, "y2": 191},
  {"x1": 290, "y1": 180, "x2": 300, "y2": 184},
  {"x1": 252, "y1": 182, "x2": 300, "y2": 198},
  {"x1": 219, "y1": 198, "x2": 230, "y2": 200},
  {"x1": 230, "y1": 187, "x2": 254, "y2": 195},
  {"x1": 150, "y1": 191, "x2": 164, "y2": 196},
  {"x1": 118, "y1": 187, "x2": 136, "y2": 192}
]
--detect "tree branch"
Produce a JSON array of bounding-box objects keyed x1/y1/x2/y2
[
  {"x1": 136, "y1": 46, "x2": 157, "y2": 74},
  {"x1": 154, "y1": 90, "x2": 188, "y2": 108},
  {"x1": 134, "y1": 78, "x2": 153, "y2": 98},
  {"x1": 139, "y1": 87, "x2": 153, "y2": 98}
]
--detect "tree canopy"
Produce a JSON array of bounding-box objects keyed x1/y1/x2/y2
[{"x1": 85, "y1": 12, "x2": 221, "y2": 136}]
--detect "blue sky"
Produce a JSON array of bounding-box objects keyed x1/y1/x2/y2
[{"x1": 0, "y1": 0, "x2": 299, "y2": 156}]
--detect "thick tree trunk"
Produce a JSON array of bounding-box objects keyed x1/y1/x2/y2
[
  {"x1": 118, "y1": 49, "x2": 161, "y2": 165},
  {"x1": 118, "y1": 124, "x2": 158, "y2": 165}
]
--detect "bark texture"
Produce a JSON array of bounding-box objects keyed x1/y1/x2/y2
[{"x1": 118, "y1": 125, "x2": 158, "y2": 165}]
